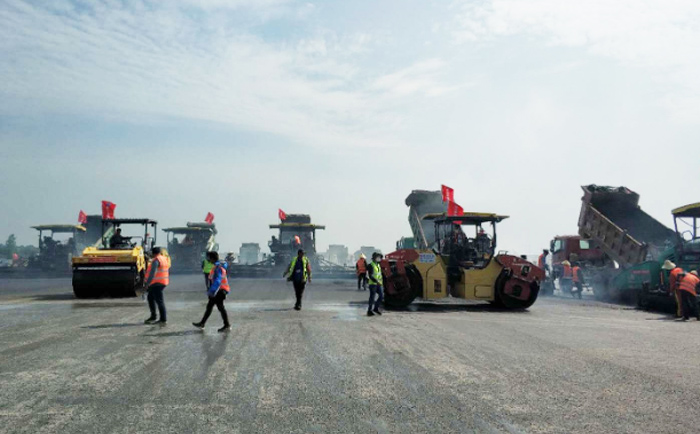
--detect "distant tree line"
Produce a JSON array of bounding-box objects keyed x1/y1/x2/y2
[{"x1": 0, "y1": 234, "x2": 39, "y2": 258}]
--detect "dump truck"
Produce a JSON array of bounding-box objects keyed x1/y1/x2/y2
[
  {"x1": 382, "y1": 190, "x2": 544, "y2": 309},
  {"x1": 29, "y1": 224, "x2": 86, "y2": 272},
  {"x1": 577, "y1": 185, "x2": 700, "y2": 308},
  {"x1": 163, "y1": 222, "x2": 218, "y2": 273},
  {"x1": 548, "y1": 234, "x2": 613, "y2": 297},
  {"x1": 72, "y1": 218, "x2": 160, "y2": 298}
]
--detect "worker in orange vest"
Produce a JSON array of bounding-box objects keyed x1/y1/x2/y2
[
  {"x1": 678, "y1": 270, "x2": 700, "y2": 321},
  {"x1": 193, "y1": 251, "x2": 231, "y2": 332},
  {"x1": 356, "y1": 254, "x2": 368, "y2": 291},
  {"x1": 572, "y1": 262, "x2": 584, "y2": 299},
  {"x1": 144, "y1": 247, "x2": 170, "y2": 325},
  {"x1": 560, "y1": 260, "x2": 573, "y2": 295},
  {"x1": 661, "y1": 260, "x2": 684, "y2": 317},
  {"x1": 537, "y1": 249, "x2": 550, "y2": 275}
]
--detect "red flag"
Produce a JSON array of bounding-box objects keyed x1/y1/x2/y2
[
  {"x1": 447, "y1": 201, "x2": 463, "y2": 216},
  {"x1": 205, "y1": 212, "x2": 214, "y2": 224},
  {"x1": 78, "y1": 210, "x2": 87, "y2": 224},
  {"x1": 278, "y1": 208, "x2": 287, "y2": 221},
  {"x1": 101, "y1": 201, "x2": 116, "y2": 219},
  {"x1": 441, "y1": 185, "x2": 454, "y2": 203}
]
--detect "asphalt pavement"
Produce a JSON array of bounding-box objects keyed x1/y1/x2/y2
[{"x1": 1, "y1": 275, "x2": 699, "y2": 433}]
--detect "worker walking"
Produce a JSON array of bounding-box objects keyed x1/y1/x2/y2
[
  {"x1": 572, "y1": 262, "x2": 584, "y2": 299},
  {"x1": 678, "y1": 270, "x2": 700, "y2": 321},
  {"x1": 283, "y1": 249, "x2": 312, "y2": 311},
  {"x1": 662, "y1": 260, "x2": 684, "y2": 317},
  {"x1": 560, "y1": 260, "x2": 573, "y2": 295},
  {"x1": 193, "y1": 251, "x2": 231, "y2": 332},
  {"x1": 538, "y1": 249, "x2": 550, "y2": 275},
  {"x1": 144, "y1": 247, "x2": 170, "y2": 325},
  {"x1": 356, "y1": 254, "x2": 368, "y2": 291},
  {"x1": 202, "y1": 255, "x2": 215, "y2": 290},
  {"x1": 367, "y1": 252, "x2": 384, "y2": 316}
]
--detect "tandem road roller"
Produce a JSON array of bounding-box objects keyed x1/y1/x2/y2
[
  {"x1": 382, "y1": 191, "x2": 544, "y2": 309},
  {"x1": 72, "y1": 218, "x2": 161, "y2": 298}
]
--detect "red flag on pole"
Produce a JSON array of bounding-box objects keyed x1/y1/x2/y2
[
  {"x1": 205, "y1": 212, "x2": 215, "y2": 224},
  {"x1": 101, "y1": 201, "x2": 116, "y2": 219},
  {"x1": 78, "y1": 210, "x2": 87, "y2": 224},
  {"x1": 278, "y1": 209, "x2": 287, "y2": 221},
  {"x1": 441, "y1": 185, "x2": 454, "y2": 203},
  {"x1": 447, "y1": 201, "x2": 464, "y2": 225},
  {"x1": 447, "y1": 201, "x2": 463, "y2": 216}
]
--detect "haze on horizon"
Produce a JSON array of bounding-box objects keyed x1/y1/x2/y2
[{"x1": 1, "y1": 0, "x2": 699, "y2": 257}]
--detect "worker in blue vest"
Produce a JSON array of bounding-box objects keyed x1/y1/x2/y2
[
  {"x1": 283, "y1": 249, "x2": 312, "y2": 311},
  {"x1": 367, "y1": 252, "x2": 384, "y2": 316},
  {"x1": 193, "y1": 251, "x2": 231, "y2": 332}
]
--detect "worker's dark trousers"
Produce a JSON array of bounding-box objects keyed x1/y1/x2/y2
[
  {"x1": 203, "y1": 273, "x2": 211, "y2": 290},
  {"x1": 147, "y1": 284, "x2": 167, "y2": 321},
  {"x1": 679, "y1": 290, "x2": 699, "y2": 320},
  {"x1": 358, "y1": 273, "x2": 368, "y2": 290},
  {"x1": 368, "y1": 284, "x2": 383, "y2": 312},
  {"x1": 572, "y1": 282, "x2": 583, "y2": 298},
  {"x1": 200, "y1": 290, "x2": 229, "y2": 326},
  {"x1": 293, "y1": 281, "x2": 306, "y2": 307}
]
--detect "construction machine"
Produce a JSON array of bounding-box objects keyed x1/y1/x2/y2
[
  {"x1": 576, "y1": 185, "x2": 699, "y2": 309},
  {"x1": 382, "y1": 191, "x2": 544, "y2": 309},
  {"x1": 230, "y1": 214, "x2": 354, "y2": 278},
  {"x1": 163, "y1": 222, "x2": 218, "y2": 273},
  {"x1": 29, "y1": 224, "x2": 86, "y2": 272},
  {"x1": 72, "y1": 218, "x2": 159, "y2": 298}
]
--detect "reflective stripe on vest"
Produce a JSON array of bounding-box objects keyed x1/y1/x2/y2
[
  {"x1": 572, "y1": 266, "x2": 581, "y2": 283},
  {"x1": 562, "y1": 265, "x2": 572, "y2": 279},
  {"x1": 148, "y1": 254, "x2": 170, "y2": 286},
  {"x1": 369, "y1": 262, "x2": 382, "y2": 286},
  {"x1": 288, "y1": 256, "x2": 309, "y2": 282},
  {"x1": 209, "y1": 264, "x2": 230, "y2": 292},
  {"x1": 679, "y1": 274, "x2": 699, "y2": 296}
]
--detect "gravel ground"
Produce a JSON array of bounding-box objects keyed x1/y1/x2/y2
[{"x1": 0, "y1": 275, "x2": 698, "y2": 434}]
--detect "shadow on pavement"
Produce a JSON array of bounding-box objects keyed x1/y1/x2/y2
[
  {"x1": 143, "y1": 330, "x2": 202, "y2": 337},
  {"x1": 82, "y1": 323, "x2": 144, "y2": 329},
  {"x1": 348, "y1": 301, "x2": 531, "y2": 314},
  {"x1": 31, "y1": 293, "x2": 76, "y2": 301},
  {"x1": 73, "y1": 303, "x2": 143, "y2": 309}
]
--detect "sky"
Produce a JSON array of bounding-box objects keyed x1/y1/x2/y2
[{"x1": 1, "y1": 0, "x2": 699, "y2": 257}]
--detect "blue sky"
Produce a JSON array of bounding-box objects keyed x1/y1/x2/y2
[{"x1": 1, "y1": 0, "x2": 699, "y2": 256}]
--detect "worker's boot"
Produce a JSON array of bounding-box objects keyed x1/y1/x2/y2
[
  {"x1": 218, "y1": 325, "x2": 231, "y2": 333},
  {"x1": 144, "y1": 316, "x2": 157, "y2": 324},
  {"x1": 373, "y1": 309, "x2": 382, "y2": 316},
  {"x1": 367, "y1": 310, "x2": 375, "y2": 316},
  {"x1": 192, "y1": 322, "x2": 205, "y2": 329}
]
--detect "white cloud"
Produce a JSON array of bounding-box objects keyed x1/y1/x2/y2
[
  {"x1": 450, "y1": 0, "x2": 700, "y2": 120},
  {"x1": 0, "y1": 0, "x2": 460, "y2": 149}
]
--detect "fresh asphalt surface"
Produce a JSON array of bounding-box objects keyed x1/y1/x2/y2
[{"x1": 1, "y1": 276, "x2": 699, "y2": 434}]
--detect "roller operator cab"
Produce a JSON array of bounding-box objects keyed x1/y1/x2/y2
[
  {"x1": 383, "y1": 212, "x2": 545, "y2": 309},
  {"x1": 72, "y1": 218, "x2": 163, "y2": 298}
]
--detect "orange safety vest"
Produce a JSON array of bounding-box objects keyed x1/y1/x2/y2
[
  {"x1": 562, "y1": 264, "x2": 572, "y2": 279},
  {"x1": 356, "y1": 258, "x2": 367, "y2": 274},
  {"x1": 147, "y1": 254, "x2": 170, "y2": 287},
  {"x1": 679, "y1": 273, "x2": 699, "y2": 296},
  {"x1": 209, "y1": 264, "x2": 230, "y2": 293},
  {"x1": 669, "y1": 267, "x2": 683, "y2": 293},
  {"x1": 572, "y1": 266, "x2": 581, "y2": 283},
  {"x1": 538, "y1": 254, "x2": 546, "y2": 269}
]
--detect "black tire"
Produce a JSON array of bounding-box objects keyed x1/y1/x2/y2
[
  {"x1": 494, "y1": 270, "x2": 540, "y2": 309},
  {"x1": 384, "y1": 264, "x2": 422, "y2": 309}
]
